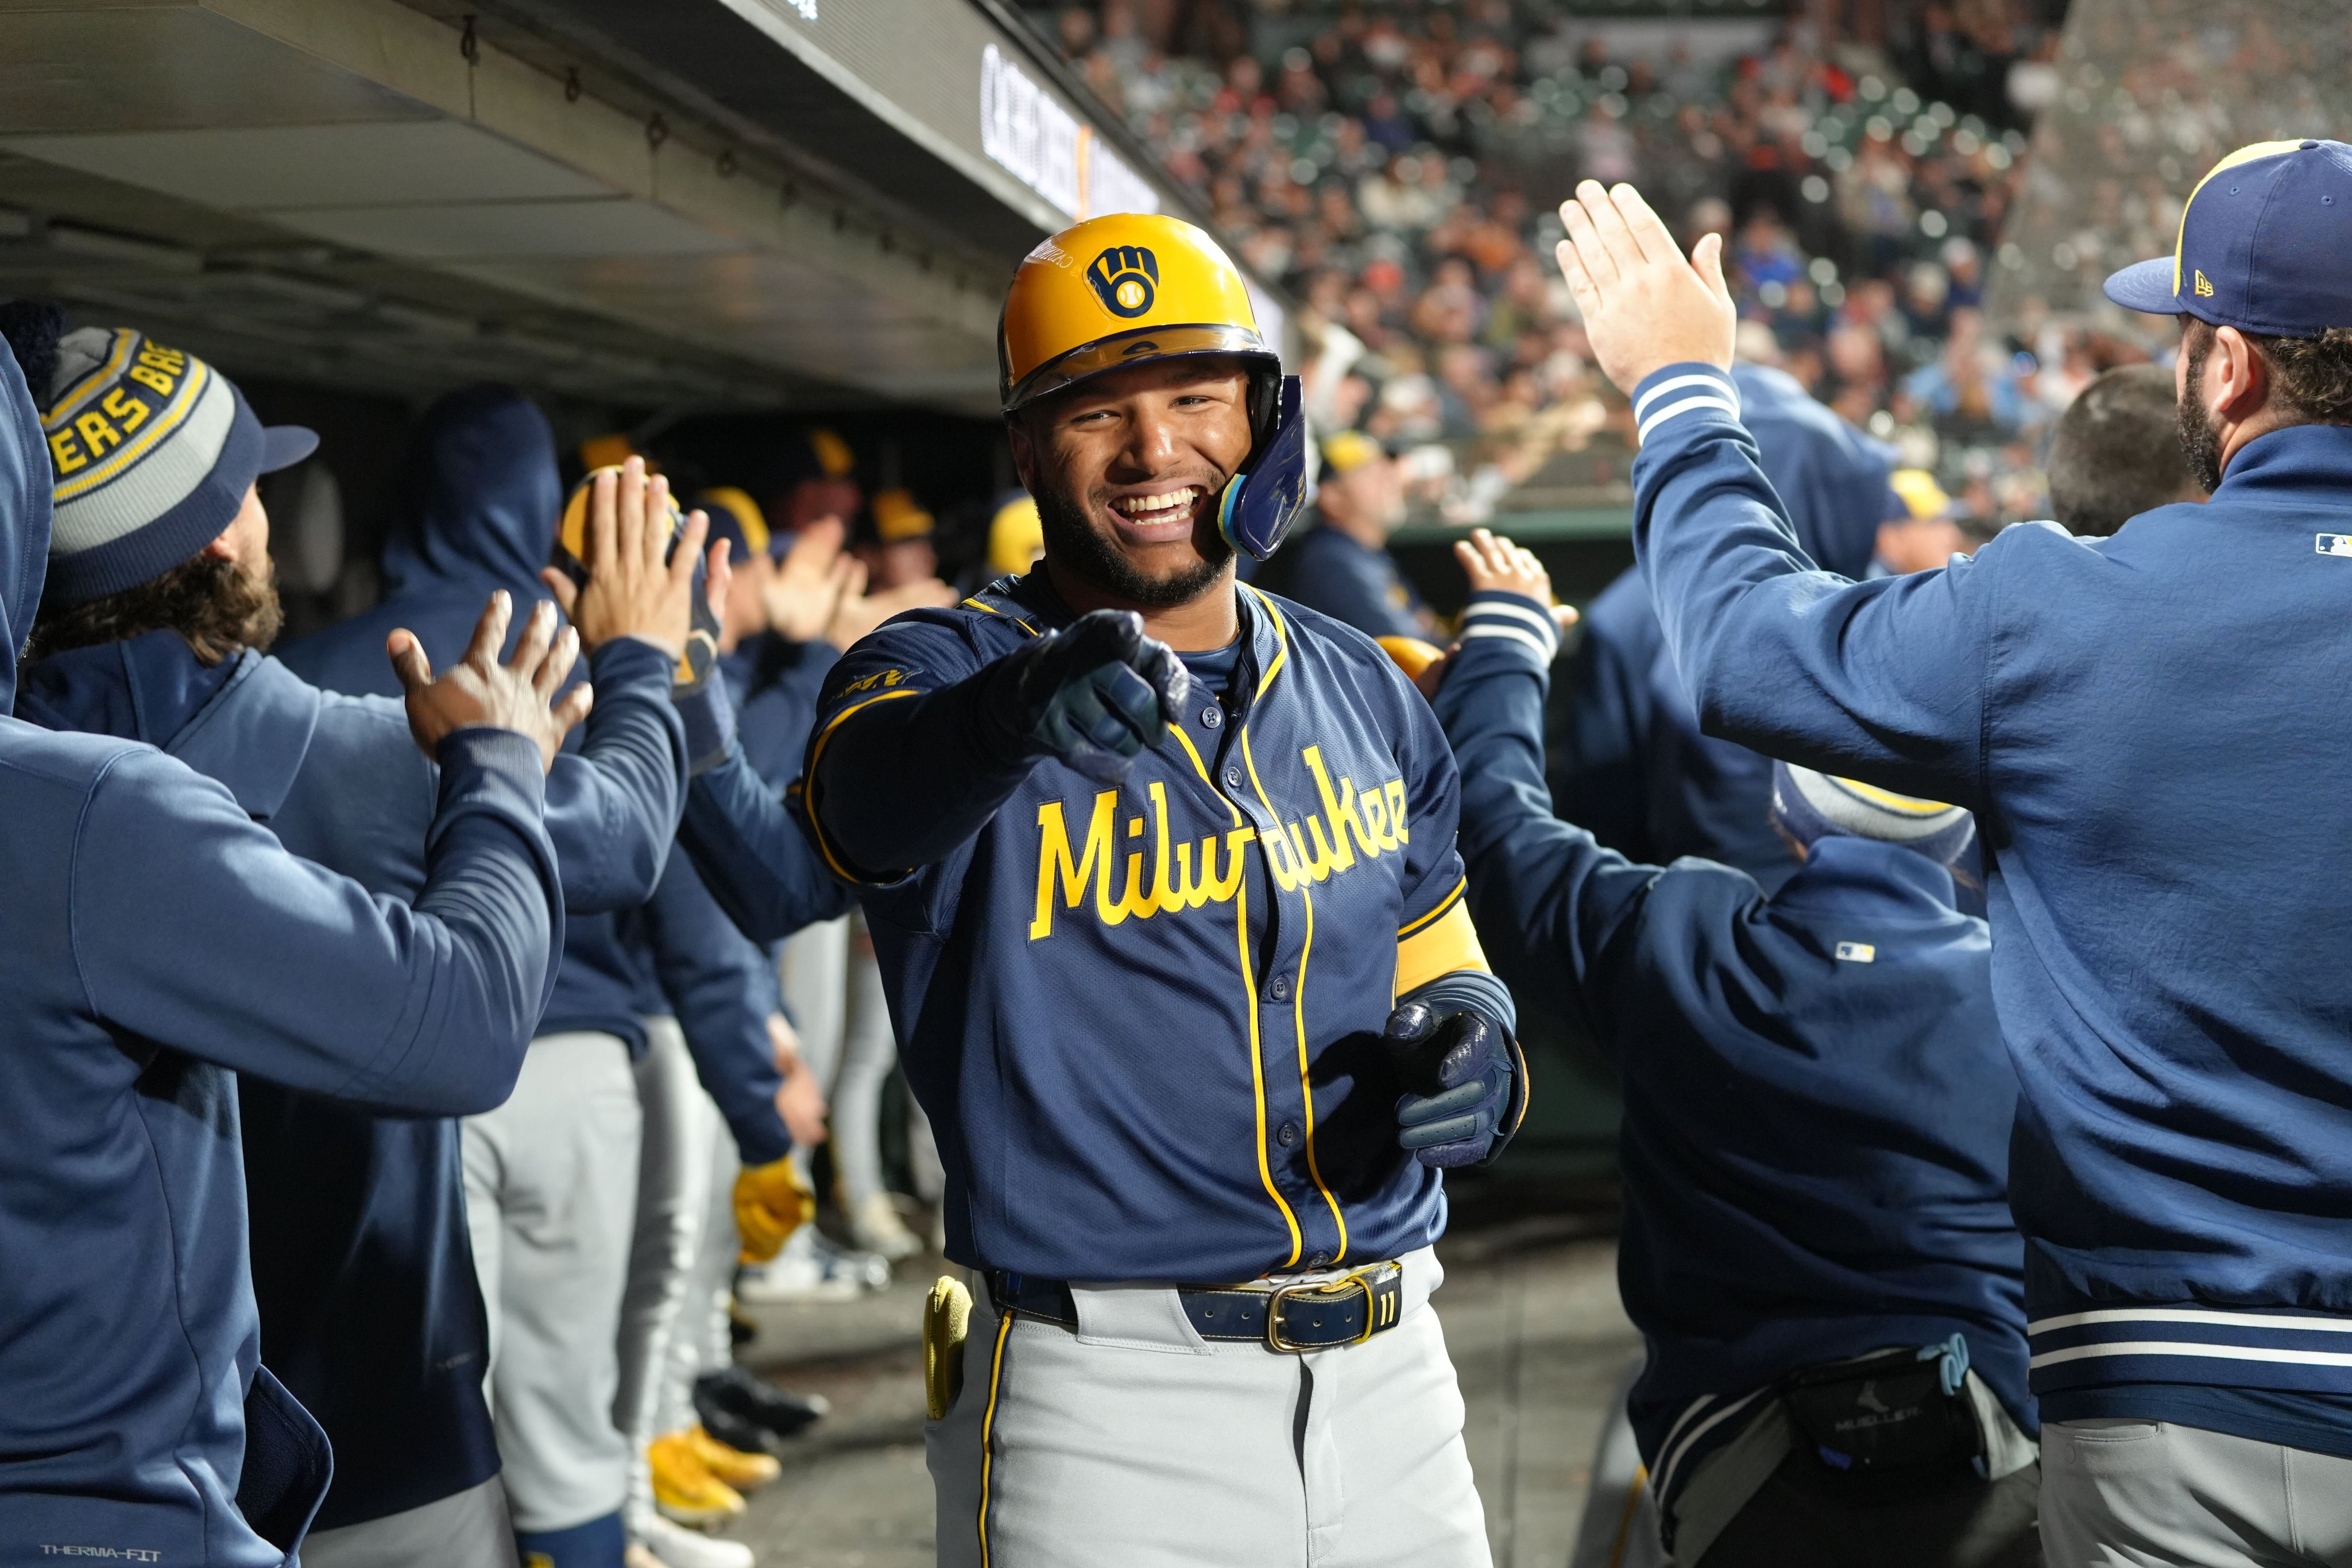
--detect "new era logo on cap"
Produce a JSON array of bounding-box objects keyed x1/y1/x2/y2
[{"x1": 2105, "y1": 140, "x2": 2352, "y2": 335}]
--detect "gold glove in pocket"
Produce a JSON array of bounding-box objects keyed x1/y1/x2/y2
[
  {"x1": 733, "y1": 1157, "x2": 815, "y2": 1264},
  {"x1": 923, "y1": 1275, "x2": 973, "y2": 1421}
]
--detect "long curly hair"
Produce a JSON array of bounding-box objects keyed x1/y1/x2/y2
[{"x1": 29, "y1": 551, "x2": 283, "y2": 666}]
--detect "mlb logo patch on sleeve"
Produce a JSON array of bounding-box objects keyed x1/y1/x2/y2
[
  {"x1": 1835, "y1": 942, "x2": 1876, "y2": 963},
  {"x1": 2316, "y1": 534, "x2": 2352, "y2": 557}
]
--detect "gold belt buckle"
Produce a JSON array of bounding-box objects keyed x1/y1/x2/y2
[{"x1": 1264, "y1": 1265, "x2": 1399, "y2": 1353}]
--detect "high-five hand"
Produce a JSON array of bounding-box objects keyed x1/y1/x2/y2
[
  {"x1": 539, "y1": 455, "x2": 708, "y2": 655},
  {"x1": 389, "y1": 593, "x2": 592, "y2": 773},
  {"x1": 763, "y1": 516, "x2": 857, "y2": 642},
  {"x1": 1554, "y1": 180, "x2": 1738, "y2": 398}
]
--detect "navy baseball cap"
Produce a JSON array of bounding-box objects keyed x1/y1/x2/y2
[{"x1": 2105, "y1": 139, "x2": 2352, "y2": 335}]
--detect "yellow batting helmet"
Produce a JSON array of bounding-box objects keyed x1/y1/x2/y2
[{"x1": 998, "y1": 212, "x2": 1279, "y2": 415}]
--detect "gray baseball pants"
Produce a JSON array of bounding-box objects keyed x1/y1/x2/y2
[
  {"x1": 2042, "y1": 1418, "x2": 2352, "y2": 1566},
  {"x1": 462, "y1": 1029, "x2": 642, "y2": 1534},
  {"x1": 296, "y1": 1476, "x2": 520, "y2": 1568},
  {"x1": 926, "y1": 1247, "x2": 1490, "y2": 1568}
]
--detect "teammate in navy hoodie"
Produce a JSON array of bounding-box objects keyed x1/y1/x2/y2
[
  {"x1": 1426, "y1": 530, "x2": 2034, "y2": 1566},
  {"x1": 1553, "y1": 149, "x2": 2352, "y2": 1560},
  {"x1": 19, "y1": 370, "x2": 698, "y2": 1564},
  {"x1": 281, "y1": 394, "x2": 833, "y2": 1567},
  {"x1": 0, "y1": 334, "x2": 568, "y2": 1567}
]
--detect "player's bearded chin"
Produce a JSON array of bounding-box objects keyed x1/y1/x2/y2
[
  {"x1": 2175, "y1": 322, "x2": 2225, "y2": 495},
  {"x1": 1034, "y1": 471, "x2": 1235, "y2": 609}
]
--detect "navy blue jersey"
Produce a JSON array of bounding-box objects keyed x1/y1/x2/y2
[{"x1": 802, "y1": 572, "x2": 1493, "y2": 1283}]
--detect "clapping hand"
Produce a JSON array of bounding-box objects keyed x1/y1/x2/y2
[{"x1": 390, "y1": 593, "x2": 590, "y2": 773}]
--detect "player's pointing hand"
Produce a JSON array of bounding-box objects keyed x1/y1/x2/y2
[{"x1": 989, "y1": 609, "x2": 1192, "y2": 785}]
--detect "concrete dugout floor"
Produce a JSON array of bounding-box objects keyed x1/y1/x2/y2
[{"x1": 710, "y1": 1224, "x2": 1638, "y2": 1567}]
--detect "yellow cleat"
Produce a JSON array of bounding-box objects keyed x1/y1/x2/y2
[
  {"x1": 648, "y1": 1429, "x2": 746, "y2": 1525},
  {"x1": 683, "y1": 1423, "x2": 782, "y2": 1491}
]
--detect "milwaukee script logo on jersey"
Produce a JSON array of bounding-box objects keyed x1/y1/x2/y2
[
  {"x1": 1030, "y1": 746, "x2": 1410, "y2": 939},
  {"x1": 800, "y1": 573, "x2": 1494, "y2": 1284}
]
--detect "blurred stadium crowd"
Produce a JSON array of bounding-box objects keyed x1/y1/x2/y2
[{"x1": 1031, "y1": 0, "x2": 2125, "y2": 533}]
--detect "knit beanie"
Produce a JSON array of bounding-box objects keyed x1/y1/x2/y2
[
  {"x1": 25, "y1": 320, "x2": 315, "y2": 605},
  {"x1": 1770, "y1": 760, "x2": 1975, "y2": 866}
]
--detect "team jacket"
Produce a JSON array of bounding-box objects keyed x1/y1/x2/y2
[
  {"x1": 782, "y1": 571, "x2": 1497, "y2": 1283},
  {"x1": 1633, "y1": 361, "x2": 2352, "y2": 1401},
  {"x1": 1435, "y1": 591, "x2": 2029, "y2": 1510},
  {"x1": 0, "y1": 342, "x2": 561, "y2": 1568},
  {"x1": 17, "y1": 629, "x2": 700, "y2": 1531},
  {"x1": 1553, "y1": 363, "x2": 1898, "y2": 891}
]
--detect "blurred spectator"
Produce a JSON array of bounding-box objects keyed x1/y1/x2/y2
[{"x1": 1278, "y1": 430, "x2": 1438, "y2": 638}]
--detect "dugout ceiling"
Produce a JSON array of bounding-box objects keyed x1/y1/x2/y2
[{"x1": 0, "y1": 0, "x2": 1276, "y2": 416}]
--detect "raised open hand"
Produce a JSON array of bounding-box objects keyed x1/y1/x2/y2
[
  {"x1": 390, "y1": 592, "x2": 591, "y2": 773},
  {"x1": 763, "y1": 516, "x2": 856, "y2": 641},
  {"x1": 540, "y1": 456, "x2": 708, "y2": 655},
  {"x1": 1554, "y1": 180, "x2": 1737, "y2": 400},
  {"x1": 1453, "y1": 528, "x2": 1578, "y2": 636}
]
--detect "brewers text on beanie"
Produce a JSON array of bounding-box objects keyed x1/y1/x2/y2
[
  {"x1": 2103, "y1": 139, "x2": 2352, "y2": 335},
  {"x1": 34, "y1": 325, "x2": 315, "y2": 605}
]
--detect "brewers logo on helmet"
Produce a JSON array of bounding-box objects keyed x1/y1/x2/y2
[
  {"x1": 554, "y1": 464, "x2": 721, "y2": 690},
  {"x1": 999, "y1": 211, "x2": 1311, "y2": 560}
]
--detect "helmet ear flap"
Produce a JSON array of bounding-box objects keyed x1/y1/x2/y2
[{"x1": 1216, "y1": 374, "x2": 1309, "y2": 562}]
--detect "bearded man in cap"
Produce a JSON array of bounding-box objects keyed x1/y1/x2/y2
[{"x1": 1552, "y1": 140, "x2": 2352, "y2": 1563}]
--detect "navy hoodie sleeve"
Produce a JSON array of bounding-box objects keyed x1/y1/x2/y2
[
  {"x1": 1433, "y1": 591, "x2": 1698, "y2": 1045},
  {"x1": 542, "y1": 637, "x2": 688, "y2": 914},
  {"x1": 635, "y1": 850, "x2": 792, "y2": 1166},
  {"x1": 68, "y1": 729, "x2": 562, "y2": 1116},
  {"x1": 1630, "y1": 363, "x2": 1994, "y2": 807}
]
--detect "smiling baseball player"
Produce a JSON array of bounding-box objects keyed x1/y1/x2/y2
[{"x1": 660, "y1": 212, "x2": 1524, "y2": 1567}]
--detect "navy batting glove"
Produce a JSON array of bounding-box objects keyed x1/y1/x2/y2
[
  {"x1": 1386, "y1": 1001, "x2": 1517, "y2": 1168},
  {"x1": 999, "y1": 609, "x2": 1190, "y2": 784}
]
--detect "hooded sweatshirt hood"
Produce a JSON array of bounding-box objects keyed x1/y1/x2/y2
[
  {"x1": 382, "y1": 383, "x2": 559, "y2": 601},
  {"x1": 0, "y1": 336, "x2": 52, "y2": 715},
  {"x1": 277, "y1": 383, "x2": 559, "y2": 699}
]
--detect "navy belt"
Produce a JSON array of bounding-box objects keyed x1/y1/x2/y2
[{"x1": 988, "y1": 1263, "x2": 1407, "y2": 1353}]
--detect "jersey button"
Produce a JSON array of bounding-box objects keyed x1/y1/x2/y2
[
  {"x1": 1307, "y1": 1252, "x2": 1330, "y2": 1267},
  {"x1": 1224, "y1": 766, "x2": 1244, "y2": 789},
  {"x1": 1268, "y1": 973, "x2": 1291, "y2": 1001},
  {"x1": 1201, "y1": 705, "x2": 1222, "y2": 729},
  {"x1": 1278, "y1": 1122, "x2": 1299, "y2": 1146}
]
